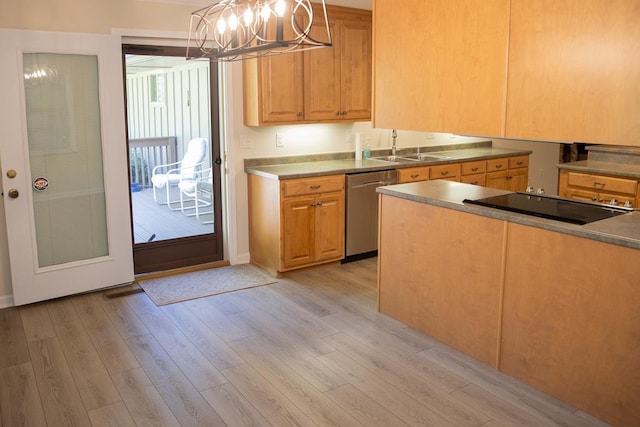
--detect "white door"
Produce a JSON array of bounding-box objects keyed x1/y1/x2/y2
[{"x1": 0, "y1": 29, "x2": 134, "y2": 306}]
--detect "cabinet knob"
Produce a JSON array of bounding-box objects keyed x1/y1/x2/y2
[
  {"x1": 7, "y1": 189, "x2": 19, "y2": 199},
  {"x1": 316, "y1": 201, "x2": 323, "y2": 207},
  {"x1": 297, "y1": 112, "x2": 304, "y2": 118},
  {"x1": 440, "y1": 171, "x2": 448, "y2": 176}
]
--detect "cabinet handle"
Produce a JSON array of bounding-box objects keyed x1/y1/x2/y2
[
  {"x1": 310, "y1": 185, "x2": 321, "y2": 190},
  {"x1": 593, "y1": 181, "x2": 606, "y2": 188},
  {"x1": 471, "y1": 181, "x2": 478, "y2": 185},
  {"x1": 310, "y1": 202, "x2": 316, "y2": 207},
  {"x1": 506, "y1": 175, "x2": 513, "y2": 180},
  {"x1": 471, "y1": 167, "x2": 478, "y2": 172},
  {"x1": 336, "y1": 111, "x2": 341, "y2": 116},
  {"x1": 517, "y1": 161, "x2": 523, "y2": 166},
  {"x1": 297, "y1": 112, "x2": 304, "y2": 117},
  {"x1": 411, "y1": 174, "x2": 419, "y2": 179},
  {"x1": 440, "y1": 171, "x2": 449, "y2": 176},
  {"x1": 591, "y1": 196, "x2": 597, "y2": 201},
  {"x1": 316, "y1": 201, "x2": 323, "y2": 207},
  {"x1": 495, "y1": 164, "x2": 503, "y2": 169}
]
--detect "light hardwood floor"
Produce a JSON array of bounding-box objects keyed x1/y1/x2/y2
[{"x1": 0, "y1": 258, "x2": 610, "y2": 426}]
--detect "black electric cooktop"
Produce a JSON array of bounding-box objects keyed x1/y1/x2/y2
[{"x1": 463, "y1": 192, "x2": 630, "y2": 225}]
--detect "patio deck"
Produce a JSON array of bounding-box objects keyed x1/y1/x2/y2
[{"x1": 130, "y1": 186, "x2": 213, "y2": 244}]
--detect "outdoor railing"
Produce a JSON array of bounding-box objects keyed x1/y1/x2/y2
[{"x1": 129, "y1": 136, "x2": 178, "y2": 188}]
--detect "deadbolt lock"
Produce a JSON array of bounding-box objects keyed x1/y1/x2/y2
[
  {"x1": 7, "y1": 189, "x2": 19, "y2": 199},
  {"x1": 6, "y1": 169, "x2": 16, "y2": 179}
]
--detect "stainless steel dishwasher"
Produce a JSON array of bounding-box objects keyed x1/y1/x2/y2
[{"x1": 344, "y1": 169, "x2": 397, "y2": 262}]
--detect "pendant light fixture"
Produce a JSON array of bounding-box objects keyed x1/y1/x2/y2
[{"x1": 187, "y1": 0, "x2": 332, "y2": 61}]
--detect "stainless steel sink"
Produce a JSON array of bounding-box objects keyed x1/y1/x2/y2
[
  {"x1": 371, "y1": 155, "x2": 420, "y2": 164},
  {"x1": 402, "y1": 153, "x2": 454, "y2": 161}
]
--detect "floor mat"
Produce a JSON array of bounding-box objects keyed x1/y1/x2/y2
[{"x1": 138, "y1": 264, "x2": 277, "y2": 306}]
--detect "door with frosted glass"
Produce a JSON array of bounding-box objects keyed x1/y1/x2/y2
[{"x1": 0, "y1": 30, "x2": 134, "y2": 305}]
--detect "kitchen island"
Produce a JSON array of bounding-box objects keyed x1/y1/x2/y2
[{"x1": 377, "y1": 180, "x2": 640, "y2": 427}]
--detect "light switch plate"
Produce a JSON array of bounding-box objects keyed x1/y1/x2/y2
[{"x1": 276, "y1": 133, "x2": 285, "y2": 147}]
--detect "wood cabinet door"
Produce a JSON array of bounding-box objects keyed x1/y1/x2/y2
[
  {"x1": 281, "y1": 195, "x2": 315, "y2": 268},
  {"x1": 373, "y1": 0, "x2": 510, "y2": 135},
  {"x1": 505, "y1": 0, "x2": 640, "y2": 145},
  {"x1": 340, "y1": 18, "x2": 372, "y2": 120},
  {"x1": 304, "y1": 20, "x2": 341, "y2": 121},
  {"x1": 259, "y1": 52, "x2": 304, "y2": 123},
  {"x1": 314, "y1": 192, "x2": 345, "y2": 262},
  {"x1": 508, "y1": 167, "x2": 529, "y2": 192},
  {"x1": 486, "y1": 170, "x2": 510, "y2": 190}
]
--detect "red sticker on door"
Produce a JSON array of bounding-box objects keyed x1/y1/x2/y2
[{"x1": 33, "y1": 177, "x2": 48, "y2": 191}]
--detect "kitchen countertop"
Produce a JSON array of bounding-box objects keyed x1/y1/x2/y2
[
  {"x1": 245, "y1": 146, "x2": 532, "y2": 180},
  {"x1": 557, "y1": 159, "x2": 640, "y2": 179},
  {"x1": 377, "y1": 179, "x2": 640, "y2": 251}
]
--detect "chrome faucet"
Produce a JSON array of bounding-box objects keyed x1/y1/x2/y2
[{"x1": 391, "y1": 129, "x2": 397, "y2": 156}]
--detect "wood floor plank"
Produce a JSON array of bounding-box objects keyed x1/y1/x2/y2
[
  {"x1": 125, "y1": 333, "x2": 225, "y2": 425},
  {"x1": 123, "y1": 291, "x2": 161, "y2": 315},
  {"x1": 323, "y1": 333, "x2": 488, "y2": 426},
  {"x1": 420, "y1": 345, "x2": 603, "y2": 426},
  {"x1": 270, "y1": 278, "x2": 336, "y2": 317},
  {"x1": 229, "y1": 304, "x2": 335, "y2": 357},
  {"x1": 19, "y1": 302, "x2": 56, "y2": 342},
  {"x1": 231, "y1": 336, "x2": 362, "y2": 427},
  {"x1": 0, "y1": 308, "x2": 30, "y2": 369},
  {"x1": 247, "y1": 333, "x2": 347, "y2": 393},
  {"x1": 99, "y1": 295, "x2": 149, "y2": 338},
  {"x1": 221, "y1": 362, "x2": 316, "y2": 427},
  {"x1": 87, "y1": 401, "x2": 136, "y2": 427},
  {"x1": 317, "y1": 350, "x2": 458, "y2": 426},
  {"x1": 53, "y1": 319, "x2": 121, "y2": 410},
  {"x1": 136, "y1": 310, "x2": 227, "y2": 391},
  {"x1": 201, "y1": 382, "x2": 271, "y2": 427},
  {"x1": 28, "y1": 337, "x2": 91, "y2": 426},
  {"x1": 72, "y1": 293, "x2": 139, "y2": 375},
  {"x1": 325, "y1": 383, "x2": 410, "y2": 427},
  {"x1": 185, "y1": 297, "x2": 252, "y2": 342},
  {"x1": 112, "y1": 367, "x2": 180, "y2": 427},
  {"x1": 0, "y1": 362, "x2": 47, "y2": 426},
  {"x1": 46, "y1": 297, "x2": 80, "y2": 324},
  {"x1": 161, "y1": 303, "x2": 245, "y2": 370}
]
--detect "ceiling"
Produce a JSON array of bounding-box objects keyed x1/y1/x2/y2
[{"x1": 142, "y1": 0, "x2": 372, "y2": 10}]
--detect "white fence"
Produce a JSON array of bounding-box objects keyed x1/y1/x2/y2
[{"x1": 129, "y1": 136, "x2": 177, "y2": 187}]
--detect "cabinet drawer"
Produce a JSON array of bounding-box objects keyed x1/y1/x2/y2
[
  {"x1": 461, "y1": 160, "x2": 486, "y2": 175},
  {"x1": 398, "y1": 166, "x2": 430, "y2": 183},
  {"x1": 430, "y1": 163, "x2": 460, "y2": 180},
  {"x1": 566, "y1": 172, "x2": 637, "y2": 196},
  {"x1": 486, "y1": 158, "x2": 509, "y2": 172},
  {"x1": 508, "y1": 156, "x2": 529, "y2": 169},
  {"x1": 282, "y1": 175, "x2": 345, "y2": 197},
  {"x1": 460, "y1": 173, "x2": 486, "y2": 186}
]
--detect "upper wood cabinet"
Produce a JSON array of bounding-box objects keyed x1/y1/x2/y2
[
  {"x1": 243, "y1": 6, "x2": 372, "y2": 126},
  {"x1": 505, "y1": 0, "x2": 640, "y2": 145},
  {"x1": 373, "y1": 0, "x2": 510, "y2": 137},
  {"x1": 373, "y1": 0, "x2": 640, "y2": 146}
]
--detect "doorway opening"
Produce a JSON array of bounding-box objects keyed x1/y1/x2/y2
[{"x1": 123, "y1": 45, "x2": 224, "y2": 274}]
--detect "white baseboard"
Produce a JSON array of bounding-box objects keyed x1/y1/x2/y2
[
  {"x1": 0, "y1": 294, "x2": 14, "y2": 309},
  {"x1": 233, "y1": 252, "x2": 251, "y2": 265}
]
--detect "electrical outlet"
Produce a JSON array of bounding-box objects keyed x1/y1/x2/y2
[
  {"x1": 276, "y1": 133, "x2": 285, "y2": 147},
  {"x1": 239, "y1": 136, "x2": 252, "y2": 149}
]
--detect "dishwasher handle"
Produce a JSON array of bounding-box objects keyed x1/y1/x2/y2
[{"x1": 351, "y1": 180, "x2": 395, "y2": 189}]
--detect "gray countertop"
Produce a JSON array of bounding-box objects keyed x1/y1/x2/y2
[
  {"x1": 557, "y1": 159, "x2": 640, "y2": 179},
  {"x1": 245, "y1": 146, "x2": 532, "y2": 180},
  {"x1": 377, "y1": 180, "x2": 640, "y2": 251}
]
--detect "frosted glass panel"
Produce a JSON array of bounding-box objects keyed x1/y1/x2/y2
[{"x1": 24, "y1": 53, "x2": 109, "y2": 267}]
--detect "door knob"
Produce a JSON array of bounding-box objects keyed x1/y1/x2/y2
[{"x1": 7, "y1": 189, "x2": 19, "y2": 199}]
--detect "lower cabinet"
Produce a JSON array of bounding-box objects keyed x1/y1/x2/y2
[
  {"x1": 559, "y1": 170, "x2": 638, "y2": 208},
  {"x1": 397, "y1": 155, "x2": 528, "y2": 189},
  {"x1": 486, "y1": 155, "x2": 529, "y2": 191},
  {"x1": 248, "y1": 174, "x2": 345, "y2": 274}
]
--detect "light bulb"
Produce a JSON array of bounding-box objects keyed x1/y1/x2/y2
[
  {"x1": 216, "y1": 18, "x2": 226, "y2": 35},
  {"x1": 228, "y1": 13, "x2": 238, "y2": 31},
  {"x1": 275, "y1": 0, "x2": 286, "y2": 17},
  {"x1": 243, "y1": 7, "x2": 253, "y2": 26},
  {"x1": 261, "y1": 4, "x2": 271, "y2": 22}
]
